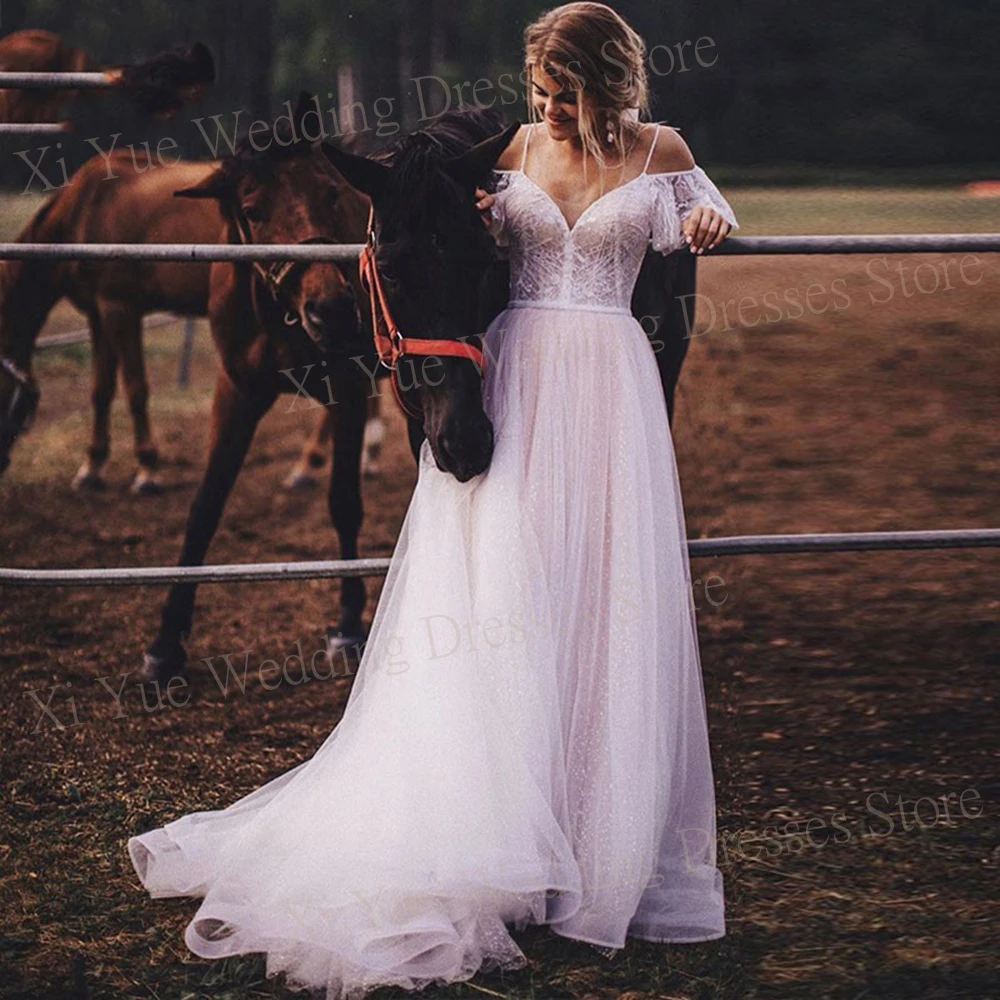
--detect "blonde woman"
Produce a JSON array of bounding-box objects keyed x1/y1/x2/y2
[{"x1": 128, "y1": 4, "x2": 738, "y2": 997}]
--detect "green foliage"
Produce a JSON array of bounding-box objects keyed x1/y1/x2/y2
[{"x1": 13, "y1": 0, "x2": 998, "y2": 167}]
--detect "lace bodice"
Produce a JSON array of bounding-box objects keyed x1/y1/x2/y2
[{"x1": 489, "y1": 134, "x2": 738, "y2": 312}]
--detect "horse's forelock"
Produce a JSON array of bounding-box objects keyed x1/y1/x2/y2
[
  {"x1": 382, "y1": 107, "x2": 507, "y2": 169},
  {"x1": 381, "y1": 141, "x2": 465, "y2": 231},
  {"x1": 375, "y1": 107, "x2": 511, "y2": 241},
  {"x1": 230, "y1": 127, "x2": 315, "y2": 170}
]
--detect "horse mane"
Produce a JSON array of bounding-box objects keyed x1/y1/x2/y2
[
  {"x1": 383, "y1": 107, "x2": 506, "y2": 161},
  {"x1": 118, "y1": 42, "x2": 215, "y2": 116},
  {"x1": 212, "y1": 109, "x2": 320, "y2": 187},
  {"x1": 376, "y1": 107, "x2": 508, "y2": 221}
]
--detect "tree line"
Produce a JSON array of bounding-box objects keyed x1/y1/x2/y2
[{"x1": 6, "y1": 0, "x2": 996, "y2": 180}]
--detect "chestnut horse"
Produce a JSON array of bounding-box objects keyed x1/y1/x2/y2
[
  {"x1": 141, "y1": 92, "x2": 376, "y2": 682},
  {"x1": 284, "y1": 398, "x2": 386, "y2": 488},
  {"x1": 0, "y1": 150, "x2": 384, "y2": 491},
  {"x1": 0, "y1": 29, "x2": 214, "y2": 123},
  {"x1": 0, "y1": 151, "x2": 223, "y2": 490}
]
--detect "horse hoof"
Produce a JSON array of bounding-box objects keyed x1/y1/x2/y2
[
  {"x1": 130, "y1": 472, "x2": 163, "y2": 496},
  {"x1": 323, "y1": 627, "x2": 367, "y2": 676},
  {"x1": 140, "y1": 648, "x2": 187, "y2": 684},
  {"x1": 326, "y1": 629, "x2": 366, "y2": 652},
  {"x1": 71, "y1": 468, "x2": 106, "y2": 492},
  {"x1": 283, "y1": 469, "x2": 318, "y2": 490}
]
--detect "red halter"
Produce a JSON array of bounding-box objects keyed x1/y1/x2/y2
[{"x1": 358, "y1": 206, "x2": 486, "y2": 421}]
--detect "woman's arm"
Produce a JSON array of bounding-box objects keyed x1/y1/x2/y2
[
  {"x1": 647, "y1": 124, "x2": 733, "y2": 254},
  {"x1": 645, "y1": 123, "x2": 696, "y2": 174},
  {"x1": 494, "y1": 124, "x2": 528, "y2": 171}
]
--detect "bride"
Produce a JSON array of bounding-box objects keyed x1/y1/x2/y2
[{"x1": 127, "y1": 3, "x2": 739, "y2": 997}]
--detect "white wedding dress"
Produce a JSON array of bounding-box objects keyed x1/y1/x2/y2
[{"x1": 128, "y1": 123, "x2": 740, "y2": 999}]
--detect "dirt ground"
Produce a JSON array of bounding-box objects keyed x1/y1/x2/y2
[{"x1": 1, "y1": 189, "x2": 998, "y2": 999}]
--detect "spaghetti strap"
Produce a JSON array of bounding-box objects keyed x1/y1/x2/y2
[
  {"x1": 520, "y1": 122, "x2": 533, "y2": 172},
  {"x1": 641, "y1": 124, "x2": 660, "y2": 175}
]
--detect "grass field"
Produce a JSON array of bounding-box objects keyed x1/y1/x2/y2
[{"x1": 1, "y1": 184, "x2": 997, "y2": 1000}]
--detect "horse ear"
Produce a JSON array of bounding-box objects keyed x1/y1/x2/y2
[
  {"x1": 321, "y1": 141, "x2": 391, "y2": 200},
  {"x1": 443, "y1": 122, "x2": 521, "y2": 190},
  {"x1": 173, "y1": 169, "x2": 230, "y2": 200},
  {"x1": 190, "y1": 42, "x2": 216, "y2": 85}
]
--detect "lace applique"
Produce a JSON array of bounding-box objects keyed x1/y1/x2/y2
[
  {"x1": 485, "y1": 164, "x2": 739, "y2": 309},
  {"x1": 488, "y1": 171, "x2": 513, "y2": 247},
  {"x1": 649, "y1": 167, "x2": 739, "y2": 255}
]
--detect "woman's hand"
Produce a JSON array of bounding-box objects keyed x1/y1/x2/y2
[
  {"x1": 474, "y1": 187, "x2": 495, "y2": 228},
  {"x1": 682, "y1": 206, "x2": 732, "y2": 254}
]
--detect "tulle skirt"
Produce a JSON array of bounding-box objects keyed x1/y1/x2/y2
[{"x1": 127, "y1": 301, "x2": 725, "y2": 999}]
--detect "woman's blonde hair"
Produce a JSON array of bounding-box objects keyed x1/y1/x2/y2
[{"x1": 523, "y1": 2, "x2": 651, "y2": 174}]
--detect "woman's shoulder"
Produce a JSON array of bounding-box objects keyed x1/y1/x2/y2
[
  {"x1": 494, "y1": 122, "x2": 531, "y2": 172},
  {"x1": 642, "y1": 123, "x2": 697, "y2": 175}
]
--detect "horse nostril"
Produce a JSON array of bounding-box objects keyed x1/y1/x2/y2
[{"x1": 304, "y1": 294, "x2": 360, "y2": 334}]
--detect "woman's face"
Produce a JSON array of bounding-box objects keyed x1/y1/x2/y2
[{"x1": 530, "y1": 65, "x2": 581, "y2": 142}]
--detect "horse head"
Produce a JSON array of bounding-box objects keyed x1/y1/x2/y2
[
  {"x1": 323, "y1": 108, "x2": 519, "y2": 482},
  {"x1": 174, "y1": 90, "x2": 366, "y2": 361}
]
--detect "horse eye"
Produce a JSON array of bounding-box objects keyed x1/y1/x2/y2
[{"x1": 243, "y1": 204, "x2": 264, "y2": 223}]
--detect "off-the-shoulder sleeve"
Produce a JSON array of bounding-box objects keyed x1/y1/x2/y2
[
  {"x1": 486, "y1": 170, "x2": 514, "y2": 247},
  {"x1": 649, "y1": 166, "x2": 739, "y2": 254}
]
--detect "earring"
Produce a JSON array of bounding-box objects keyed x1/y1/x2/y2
[{"x1": 606, "y1": 117, "x2": 614, "y2": 144}]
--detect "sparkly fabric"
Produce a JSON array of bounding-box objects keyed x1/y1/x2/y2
[
  {"x1": 127, "y1": 142, "x2": 734, "y2": 1000},
  {"x1": 489, "y1": 164, "x2": 739, "y2": 307}
]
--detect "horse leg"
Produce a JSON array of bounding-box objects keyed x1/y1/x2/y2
[
  {"x1": 141, "y1": 372, "x2": 274, "y2": 681},
  {"x1": 72, "y1": 311, "x2": 117, "y2": 491},
  {"x1": 360, "y1": 392, "x2": 385, "y2": 479},
  {"x1": 282, "y1": 407, "x2": 331, "y2": 490},
  {"x1": 117, "y1": 310, "x2": 162, "y2": 495},
  {"x1": 325, "y1": 377, "x2": 368, "y2": 662},
  {"x1": 659, "y1": 250, "x2": 697, "y2": 427}
]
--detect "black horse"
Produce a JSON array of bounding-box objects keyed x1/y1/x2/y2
[
  {"x1": 324, "y1": 108, "x2": 521, "y2": 481},
  {"x1": 324, "y1": 106, "x2": 696, "y2": 483}
]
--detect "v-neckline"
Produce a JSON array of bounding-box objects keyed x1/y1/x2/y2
[{"x1": 509, "y1": 168, "x2": 649, "y2": 235}]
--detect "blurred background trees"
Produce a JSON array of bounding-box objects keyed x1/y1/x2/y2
[{"x1": 6, "y1": 0, "x2": 998, "y2": 180}]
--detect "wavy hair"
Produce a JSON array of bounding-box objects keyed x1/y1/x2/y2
[{"x1": 523, "y1": 2, "x2": 651, "y2": 177}]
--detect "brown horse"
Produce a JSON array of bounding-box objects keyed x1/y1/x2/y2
[
  {"x1": 284, "y1": 394, "x2": 387, "y2": 488},
  {"x1": 0, "y1": 29, "x2": 214, "y2": 123},
  {"x1": 141, "y1": 92, "x2": 376, "y2": 682},
  {"x1": 0, "y1": 149, "x2": 387, "y2": 492},
  {"x1": 0, "y1": 151, "x2": 223, "y2": 491}
]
